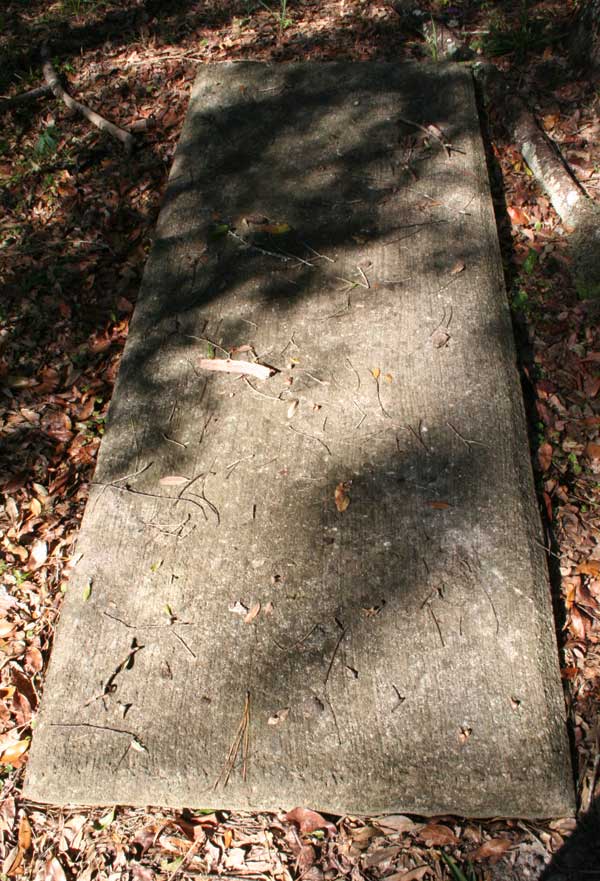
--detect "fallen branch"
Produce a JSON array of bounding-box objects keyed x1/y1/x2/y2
[
  {"x1": 41, "y1": 45, "x2": 135, "y2": 152},
  {"x1": 0, "y1": 84, "x2": 52, "y2": 112},
  {"x1": 408, "y1": 14, "x2": 600, "y2": 298},
  {"x1": 474, "y1": 61, "x2": 600, "y2": 299},
  {"x1": 197, "y1": 358, "x2": 274, "y2": 381}
]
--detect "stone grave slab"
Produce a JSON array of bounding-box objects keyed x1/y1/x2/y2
[{"x1": 24, "y1": 62, "x2": 574, "y2": 817}]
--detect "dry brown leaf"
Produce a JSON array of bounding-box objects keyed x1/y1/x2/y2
[
  {"x1": 458, "y1": 725, "x2": 472, "y2": 743},
  {"x1": 0, "y1": 797, "x2": 15, "y2": 834},
  {"x1": 507, "y1": 206, "x2": 529, "y2": 225},
  {"x1": 59, "y1": 814, "x2": 87, "y2": 853},
  {"x1": 285, "y1": 807, "x2": 336, "y2": 836},
  {"x1": 375, "y1": 815, "x2": 419, "y2": 834},
  {"x1": 44, "y1": 857, "x2": 67, "y2": 881},
  {"x1": 431, "y1": 329, "x2": 451, "y2": 349},
  {"x1": 198, "y1": 358, "x2": 273, "y2": 380},
  {"x1": 159, "y1": 475, "x2": 189, "y2": 486},
  {"x1": 472, "y1": 836, "x2": 512, "y2": 863},
  {"x1": 569, "y1": 605, "x2": 587, "y2": 640},
  {"x1": 29, "y1": 498, "x2": 42, "y2": 517},
  {"x1": 268, "y1": 707, "x2": 290, "y2": 725},
  {"x1": 335, "y1": 481, "x2": 351, "y2": 513},
  {"x1": 17, "y1": 814, "x2": 31, "y2": 853},
  {"x1": 244, "y1": 601, "x2": 261, "y2": 624},
  {"x1": 131, "y1": 865, "x2": 155, "y2": 881},
  {"x1": 450, "y1": 260, "x2": 465, "y2": 274},
  {"x1": 24, "y1": 646, "x2": 43, "y2": 674},
  {"x1": 0, "y1": 621, "x2": 15, "y2": 638},
  {"x1": 364, "y1": 846, "x2": 402, "y2": 868},
  {"x1": 537, "y1": 442, "x2": 553, "y2": 472},
  {"x1": 12, "y1": 692, "x2": 32, "y2": 727},
  {"x1": 385, "y1": 868, "x2": 431, "y2": 881},
  {"x1": 384, "y1": 373, "x2": 393, "y2": 383},
  {"x1": 27, "y1": 540, "x2": 47, "y2": 570},
  {"x1": 586, "y1": 442, "x2": 600, "y2": 460},
  {"x1": 4, "y1": 846, "x2": 23, "y2": 878},
  {"x1": 0, "y1": 739, "x2": 29, "y2": 766},
  {"x1": 426, "y1": 500, "x2": 451, "y2": 510},
  {"x1": 417, "y1": 823, "x2": 458, "y2": 847},
  {"x1": 348, "y1": 825, "x2": 377, "y2": 849}
]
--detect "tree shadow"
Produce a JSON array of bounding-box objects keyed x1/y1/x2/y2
[{"x1": 541, "y1": 796, "x2": 600, "y2": 880}]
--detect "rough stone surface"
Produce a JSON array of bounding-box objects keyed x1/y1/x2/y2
[{"x1": 25, "y1": 62, "x2": 574, "y2": 818}]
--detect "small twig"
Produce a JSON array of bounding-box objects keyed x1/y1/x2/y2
[
  {"x1": 391, "y1": 684, "x2": 406, "y2": 712},
  {"x1": 357, "y1": 265, "x2": 370, "y2": 289},
  {"x1": 279, "y1": 333, "x2": 298, "y2": 357},
  {"x1": 320, "y1": 293, "x2": 351, "y2": 320},
  {"x1": 242, "y1": 376, "x2": 284, "y2": 401},
  {"x1": 166, "y1": 839, "x2": 201, "y2": 881},
  {"x1": 97, "y1": 482, "x2": 207, "y2": 512},
  {"x1": 288, "y1": 424, "x2": 332, "y2": 456},
  {"x1": 272, "y1": 623, "x2": 320, "y2": 653},
  {"x1": 373, "y1": 373, "x2": 392, "y2": 419},
  {"x1": 214, "y1": 691, "x2": 250, "y2": 789},
  {"x1": 324, "y1": 619, "x2": 346, "y2": 686},
  {"x1": 531, "y1": 537, "x2": 561, "y2": 560},
  {"x1": 430, "y1": 304, "x2": 453, "y2": 338},
  {"x1": 428, "y1": 605, "x2": 445, "y2": 648},
  {"x1": 171, "y1": 630, "x2": 197, "y2": 658},
  {"x1": 353, "y1": 399, "x2": 366, "y2": 430},
  {"x1": 85, "y1": 638, "x2": 143, "y2": 706},
  {"x1": 51, "y1": 722, "x2": 147, "y2": 748},
  {"x1": 278, "y1": 248, "x2": 314, "y2": 267},
  {"x1": 41, "y1": 45, "x2": 135, "y2": 152},
  {"x1": 446, "y1": 421, "x2": 486, "y2": 451},
  {"x1": 406, "y1": 422, "x2": 430, "y2": 453},
  {"x1": 481, "y1": 584, "x2": 500, "y2": 636},
  {"x1": 186, "y1": 471, "x2": 220, "y2": 526},
  {"x1": 324, "y1": 693, "x2": 343, "y2": 746},
  {"x1": 185, "y1": 334, "x2": 230, "y2": 358},
  {"x1": 301, "y1": 241, "x2": 335, "y2": 263},
  {"x1": 345, "y1": 357, "x2": 361, "y2": 391},
  {"x1": 227, "y1": 228, "x2": 290, "y2": 263},
  {"x1": 162, "y1": 433, "x2": 188, "y2": 449},
  {"x1": 298, "y1": 370, "x2": 329, "y2": 386},
  {"x1": 397, "y1": 114, "x2": 459, "y2": 156},
  {"x1": 110, "y1": 461, "x2": 153, "y2": 484},
  {"x1": 225, "y1": 455, "x2": 255, "y2": 479},
  {"x1": 104, "y1": 611, "x2": 194, "y2": 629}
]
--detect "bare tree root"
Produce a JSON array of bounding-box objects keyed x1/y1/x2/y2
[
  {"x1": 41, "y1": 45, "x2": 135, "y2": 153},
  {"x1": 474, "y1": 61, "x2": 600, "y2": 300},
  {"x1": 0, "y1": 85, "x2": 52, "y2": 112},
  {"x1": 408, "y1": 10, "x2": 600, "y2": 299}
]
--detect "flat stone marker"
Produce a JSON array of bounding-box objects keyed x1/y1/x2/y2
[{"x1": 25, "y1": 62, "x2": 574, "y2": 818}]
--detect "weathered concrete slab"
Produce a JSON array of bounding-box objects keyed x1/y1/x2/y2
[{"x1": 25, "y1": 62, "x2": 574, "y2": 817}]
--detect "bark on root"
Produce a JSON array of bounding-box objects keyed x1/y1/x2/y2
[
  {"x1": 411, "y1": 13, "x2": 600, "y2": 299},
  {"x1": 41, "y1": 45, "x2": 135, "y2": 153},
  {"x1": 474, "y1": 61, "x2": 600, "y2": 300},
  {"x1": 0, "y1": 85, "x2": 52, "y2": 112}
]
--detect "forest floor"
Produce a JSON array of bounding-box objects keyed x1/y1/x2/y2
[{"x1": 1, "y1": 1, "x2": 600, "y2": 879}]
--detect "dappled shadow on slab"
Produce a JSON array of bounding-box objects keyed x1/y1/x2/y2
[{"x1": 24, "y1": 62, "x2": 573, "y2": 818}]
